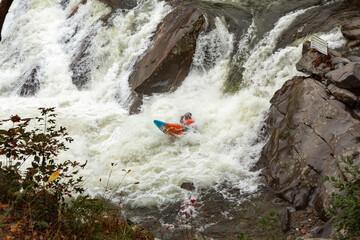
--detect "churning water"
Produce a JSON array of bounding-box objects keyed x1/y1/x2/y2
[{"x1": 0, "y1": 0, "x2": 347, "y2": 212}]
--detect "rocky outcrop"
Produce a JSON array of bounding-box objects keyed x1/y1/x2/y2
[
  {"x1": 260, "y1": 75, "x2": 360, "y2": 216},
  {"x1": 259, "y1": 37, "x2": 360, "y2": 237}
]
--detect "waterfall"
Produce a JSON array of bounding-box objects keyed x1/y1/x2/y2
[{"x1": 0, "y1": 0, "x2": 348, "y2": 216}]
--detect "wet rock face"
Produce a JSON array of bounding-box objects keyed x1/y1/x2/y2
[
  {"x1": 70, "y1": 38, "x2": 93, "y2": 90},
  {"x1": 260, "y1": 39, "x2": 360, "y2": 219},
  {"x1": 18, "y1": 67, "x2": 41, "y2": 96},
  {"x1": 260, "y1": 75, "x2": 360, "y2": 217},
  {"x1": 128, "y1": 4, "x2": 205, "y2": 96},
  {"x1": 99, "y1": 0, "x2": 138, "y2": 11}
]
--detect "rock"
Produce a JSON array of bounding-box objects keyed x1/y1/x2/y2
[
  {"x1": 99, "y1": 0, "x2": 138, "y2": 11},
  {"x1": 294, "y1": 188, "x2": 310, "y2": 210},
  {"x1": 296, "y1": 41, "x2": 333, "y2": 78},
  {"x1": 0, "y1": 0, "x2": 14, "y2": 41},
  {"x1": 18, "y1": 66, "x2": 40, "y2": 96},
  {"x1": 342, "y1": 17, "x2": 360, "y2": 40},
  {"x1": 128, "y1": 4, "x2": 205, "y2": 96},
  {"x1": 127, "y1": 1, "x2": 251, "y2": 113},
  {"x1": 342, "y1": 17, "x2": 360, "y2": 31},
  {"x1": 342, "y1": 29, "x2": 360, "y2": 41},
  {"x1": 70, "y1": 38, "x2": 93, "y2": 90},
  {"x1": 180, "y1": 182, "x2": 195, "y2": 191},
  {"x1": 129, "y1": 93, "x2": 143, "y2": 115},
  {"x1": 313, "y1": 218, "x2": 335, "y2": 238},
  {"x1": 259, "y1": 76, "x2": 360, "y2": 217},
  {"x1": 331, "y1": 57, "x2": 350, "y2": 65},
  {"x1": 325, "y1": 62, "x2": 360, "y2": 89},
  {"x1": 328, "y1": 49, "x2": 342, "y2": 58},
  {"x1": 327, "y1": 84, "x2": 357, "y2": 107},
  {"x1": 280, "y1": 208, "x2": 291, "y2": 232},
  {"x1": 347, "y1": 55, "x2": 360, "y2": 62},
  {"x1": 346, "y1": 40, "x2": 360, "y2": 48}
]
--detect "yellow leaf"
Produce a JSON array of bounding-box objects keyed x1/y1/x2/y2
[
  {"x1": 10, "y1": 225, "x2": 17, "y2": 232},
  {"x1": 47, "y1": 170, "x2": 60, "y2": 182}
]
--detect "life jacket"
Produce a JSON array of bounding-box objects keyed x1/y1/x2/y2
[{"x1": 184, "y1": 119, "x2": 194, "y2": 125}]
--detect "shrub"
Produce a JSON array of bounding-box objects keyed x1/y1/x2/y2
[
  {"x1": 0, "y1": 108, "x2": 153, "y2": 239},
  {"x1": 323, "y1": 157, "x2": 360, "y2": 240}
]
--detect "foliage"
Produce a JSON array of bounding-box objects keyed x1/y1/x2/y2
[
  {"x1": 323, "y1": 157, "x2": 360, "y2": 240},
  {"x1": 0, "y1": 108, "x2": 153, "y2": 239}
]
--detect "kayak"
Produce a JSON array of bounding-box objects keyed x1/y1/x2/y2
[{"x1": 154, "y1": 120, "x2": 189, "y2": 136}]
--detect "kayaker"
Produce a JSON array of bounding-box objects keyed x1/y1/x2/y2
[{"x1": 180, "y1": 112, "x2": 194, "y2": 126}]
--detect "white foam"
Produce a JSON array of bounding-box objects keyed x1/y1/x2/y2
[{"x1": 0, "y1": 1, "x2": 347, "y2": 208}]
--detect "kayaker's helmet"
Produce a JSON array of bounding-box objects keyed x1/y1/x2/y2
[{"x1": 184, "y1": 112, "x2": 192, "y2": 120}]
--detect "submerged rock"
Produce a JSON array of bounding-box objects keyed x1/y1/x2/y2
[
  {"x1": 99, "y1": 0, "x2": 138, "y2": 11},
  {"x1": 18, "y1": 66, "x2": 41, "y2": 96}
]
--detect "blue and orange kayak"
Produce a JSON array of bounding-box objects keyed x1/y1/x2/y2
[{"x1": 154, "y1": 120, "x2": 189, "y2": 136}]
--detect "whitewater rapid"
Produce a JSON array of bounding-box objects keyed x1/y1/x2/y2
[{"x1": 0, "y1": 0, "x2": 347, "y2": 208}]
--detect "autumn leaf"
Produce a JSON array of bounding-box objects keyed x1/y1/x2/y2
[
  {"x1": 10, "y1": 225, "x2": 17, "y2": 232},
  {"x1": 47, "y1": 170, "x2": 60, "y2": 182},
  {"x1": 10, "y1": 115, "x2": 21, "y2": 123},
  {"x1": 0, "y1": 203, "x2": 9, "y2": 209}
]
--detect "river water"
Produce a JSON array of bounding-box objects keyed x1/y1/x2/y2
[{"x1": 0, "y1": 0, "x2": 349, "y2": 237}]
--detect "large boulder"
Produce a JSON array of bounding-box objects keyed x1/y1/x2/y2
[
  {"x1": 259, "y1": 76, "x2": 360, "y2": 218},
  {"x1": 128, "y1": 3, "x2": 205, "y2": 96},
  {"x1": 325, "y1": 62, "x2": 360, "y2": 90}
]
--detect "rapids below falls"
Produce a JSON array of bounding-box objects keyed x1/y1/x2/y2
[{"x1": 0, "y1": 0, "x2": 357, "y2": 238}]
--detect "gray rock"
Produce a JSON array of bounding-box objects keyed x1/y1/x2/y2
[
  {"x1": 280, "y1": 208, "x2": 291, "y2": 232},
  {"x1": 342, "y1": 29, "x2": 360, "y2": 41},
  {"x1": 342, "y1": 17, "x2": 360, "y2": 31},
  {"x1": 294, "y1": 188, "x2": 310, "y2": 210},
  {"x1": 128, "y1": 4, "x2": 205, "y2": 96},
  {"x1": 347, "y1": 55, "x2": 360, "y2": 62},
  {"x1": 259, "y1": 76, "x2": 360, "y2": 217},
  {"x1": 328, "y1": 49, "x2": 342, "y2": 58},
  {"x1": 346, "y1": 40, "x2": 360, "y2": 48},
  {"x1": 332, "y1": 57, "x2": 350, "y2": 65},
  {"x1": 180, "y1": 182, "x2": 195, "y2": 191},
  {"x1": 296, "y1": 41, "x2": 333, "y2": 78},
  {"x1": 325, "y1": 62, "x2": 360, "y2": 89},
  {"x1": 18, "y1": 66, "x2": 41, "y2": 96},
  {"x1": 327, "y1": 84, "x2": 357, "y2": 107}
]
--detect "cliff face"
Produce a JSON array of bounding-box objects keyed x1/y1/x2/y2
[{"x1": 258, "y1": 17, "x2": 360, "y2": 236}]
